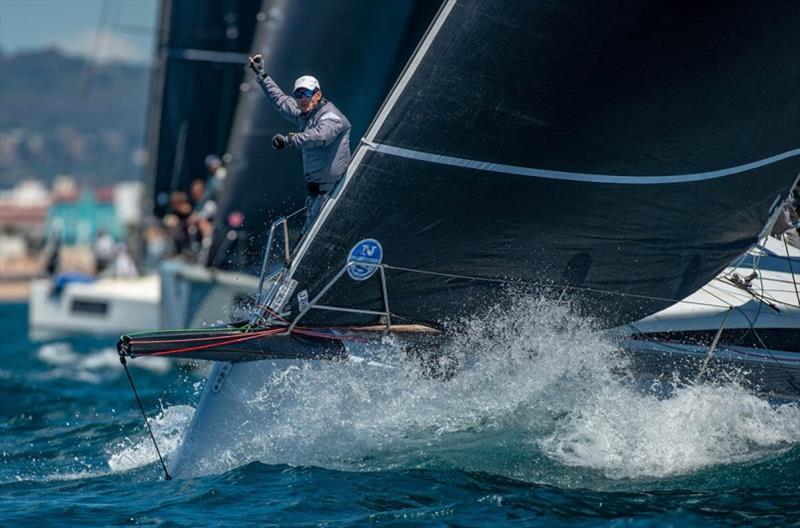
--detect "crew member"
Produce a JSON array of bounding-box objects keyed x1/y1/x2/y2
[{"x1": 249, "y1": 54, "x2": 351, "y2": 235}]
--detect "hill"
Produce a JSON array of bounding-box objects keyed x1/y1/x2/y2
[{"x1": 0, "y1": 48, "x2": 150, "y2": 188}]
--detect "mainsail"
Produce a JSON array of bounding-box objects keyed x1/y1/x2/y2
[
  {"x1": 142, "y1": 0, "x2": 262, "y2": 218},
  {"x1": 209, "y1": 0, "x2": 440, "y2": 269},
  {"x1": 276, "y1": 0, "x2": 800, "y2": 328}
]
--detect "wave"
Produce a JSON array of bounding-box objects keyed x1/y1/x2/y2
[
  {"x1": 35, "y1": 342, "x2": 172, "y2": 384},
  {"x1": 110, "y1": 297, "x2": 800, "y2": 486},
  {"x1": 107, "y1": 405, "x2": 194, "y2": 473}
]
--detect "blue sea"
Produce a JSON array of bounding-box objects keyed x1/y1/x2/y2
[{"x1": 2, "y1": 300, "x2": 799, "y2": 527}]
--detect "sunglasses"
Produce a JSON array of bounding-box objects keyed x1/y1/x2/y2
[{"x1": 293, "y1": 88, "x2": 317, "y2": 99}]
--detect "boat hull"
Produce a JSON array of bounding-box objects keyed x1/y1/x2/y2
[{"x1": 29, "y1": 276, "x2": 160, "y2": 340}]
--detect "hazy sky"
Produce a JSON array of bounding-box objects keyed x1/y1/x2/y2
[{"x1": 0, "y1": 0, "x2": 159, "y2": 63}]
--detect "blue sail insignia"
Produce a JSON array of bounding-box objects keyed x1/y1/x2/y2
[{"x1": 347, "y1": 239, "x2": 384, "y2": 281}]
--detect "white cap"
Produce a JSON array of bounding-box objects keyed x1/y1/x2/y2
[{"x1": 293, "y1": 75, "x2": 320, "y2": 92}]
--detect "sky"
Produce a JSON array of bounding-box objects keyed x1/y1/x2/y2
[{"x1": 0, "y1": 0, "x2": 159, "y2": 63}]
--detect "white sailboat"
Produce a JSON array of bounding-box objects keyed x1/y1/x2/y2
[
  {"x1": 29, "y1": 274, "x2": 160, "y2": 340},
  {"x1": 617, "y1": 236, "x2": 800, "y2": 399}
]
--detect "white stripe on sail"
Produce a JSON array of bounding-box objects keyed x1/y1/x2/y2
[{"x1": 366, "y1": 143, "x2": 800, "y2": 185}]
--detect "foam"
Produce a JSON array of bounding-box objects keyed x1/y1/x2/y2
[
  {"x1": 36, "y1": 343, "x2": 172, "y2": 383},
  {"x1": 107, "y1": 405, "x2": 194, "y2": 473},
  {"x1": 537, "y1": 383, "x2": 800, "y2": 479},
  {"x1": 160, "y1": 297, "x2": 800, "y2": 483}
]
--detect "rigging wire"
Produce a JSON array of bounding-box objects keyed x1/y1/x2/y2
[
  {"x1": 783, "y1": 236, "x2": 800, "y2": 307},
  {"x1": 118, "y1": 354, "x2": 171, "y2": 480},
  {"x1": 80, "y1": 0, "x2": 114, "y2": 102},
  {"x1": 622, "y1": 236, "x2": 800, "y2": 390}
]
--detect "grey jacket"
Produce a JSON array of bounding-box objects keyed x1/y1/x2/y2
[{"x1": 257, "y1": 75, "x2": 351, "y2": 190}]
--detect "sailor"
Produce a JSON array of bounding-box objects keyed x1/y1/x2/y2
[
  {"x1": 771, "y1": 187, "x2": 800, "y2": 249},
  {"x1": 248, "y1": 54, "x2": 352, "y2": 236}
]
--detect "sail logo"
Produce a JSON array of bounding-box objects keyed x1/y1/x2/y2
[{"x1": 347, "y1": 239, "x2": 383, "y2": 281}]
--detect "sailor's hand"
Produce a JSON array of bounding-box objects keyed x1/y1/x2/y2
[
  {"x1": 248, "y1": 54, "x2": 266, "y2": 78},
  {"x1": 271, "y1": 134, "x2": 288, "y2": 150}
]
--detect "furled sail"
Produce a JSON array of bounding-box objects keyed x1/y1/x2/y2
[
  {"x1": 276, "y1": 0, "x2": 800, "y2": 328},
  {"x1": 209, "y1": 0, "x2": 440, "y2": 269}
]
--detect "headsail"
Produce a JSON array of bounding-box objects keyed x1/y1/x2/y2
[{"x1": 276, "y1": 0, "x2": 800, "y2": 328}]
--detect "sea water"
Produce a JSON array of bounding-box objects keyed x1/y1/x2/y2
[{"x1": 1, "y1": 300, "x2": 798, "y2": 526}]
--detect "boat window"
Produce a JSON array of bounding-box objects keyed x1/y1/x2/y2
[{"x1": 70, "y1": 299, "x2": 109, "y2": 316}]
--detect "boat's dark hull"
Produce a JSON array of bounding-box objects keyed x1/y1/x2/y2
[{"x1": 629, "y1": 328, "x2": 800, "y2": 355}]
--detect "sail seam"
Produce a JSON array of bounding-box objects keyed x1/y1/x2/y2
[{"x1": 367, "y1": 143, "x2": 800, "y2": 185}]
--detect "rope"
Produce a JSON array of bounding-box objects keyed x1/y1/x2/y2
[
  {"x1": 133, "y1": 327, "x2": 286, "y2": 357},
  {"x1": 783, "y1": 236, "x2": 800, "y2": 307},
  {"x1": 254, "y1": 304, "x2": 289, "y2": 324},
  {"x1": 694, "y1": 307, "x2": 732, "y2": 383},
  {"x1": 383, "y1": 263, "x2": 765, "y2": 311},
  {"x1": 118, "y1": 355, "x2": 171, "y2": 481}
]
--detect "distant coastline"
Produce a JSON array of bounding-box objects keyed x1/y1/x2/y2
[{"x1": 0, "y1": 48, "x2": 150, "y2": 189}]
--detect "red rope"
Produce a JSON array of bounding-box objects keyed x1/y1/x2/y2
[
  {"x1": 130, "y1": 324, "x2": 385, "y2": 359},
  {"x1": 131, "y1": 328, "x2": 274, "y2": 345},
  {"x1": 255, "y1": 304, "x2": 289, "y2": 323},
  {"x1": 143, "y1": 327, "x2": 286, "y2": 356}
]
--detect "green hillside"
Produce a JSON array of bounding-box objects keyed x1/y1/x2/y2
[{"x1": 0, "y1": 48, "x2": 150, "y2": 188}]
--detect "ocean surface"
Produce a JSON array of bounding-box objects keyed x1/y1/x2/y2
[{"x1": 1, "y1": 300, "x2": 799, "y2": 527}]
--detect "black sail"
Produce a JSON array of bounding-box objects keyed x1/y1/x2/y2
[
  {"x1": 210, "y1": 0, "x2": 439, "y2": 270},
  {"x1": 142, "y1": 0, "x2": 262, "y2": 218},
  {"x1": 278, "y1": 0, "x2": 800, "y2": 328}
]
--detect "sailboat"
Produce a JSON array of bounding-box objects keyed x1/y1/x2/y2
[
  {"x1": 143, "y1": 0, "x2": 263, "y2": 329},
  {"x1": 618, "y1": 235, "x2": 800, "y2": 400},
  {"x1": 151, "y1": 0, "x2": 440, "y2": 329},
  {"x1": 120, "y1": 0, "x2": 800, "y2": 477}
]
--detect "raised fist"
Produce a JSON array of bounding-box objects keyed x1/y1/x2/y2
[{"x1": 248, "y1": 54, "x2": 266, "y2": 78}]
